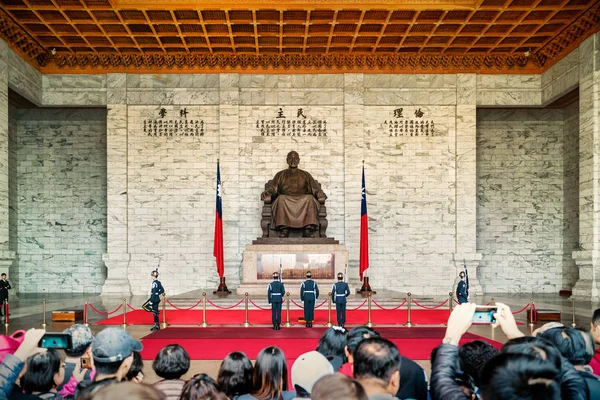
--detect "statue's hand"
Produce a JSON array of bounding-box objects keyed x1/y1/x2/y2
[
  {"x1": 261, "y1": 191, "x2": 272, "y2": 202},
  {"x1": 317, "y1": 191, "x2": 327, "y2": 204}
]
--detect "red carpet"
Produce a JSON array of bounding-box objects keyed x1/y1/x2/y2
[
  {"x1": 96, "y1": 308, "x2": 451, "y2": 326},
  {"x1": 139, "y1": 326, "x2": 500, "y2": 361}
]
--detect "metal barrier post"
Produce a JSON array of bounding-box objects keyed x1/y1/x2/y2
[
  {"x1": 448, "y1": 292, "x2": 453, "y2": 314},
  {"x1": 242, "y1": 293, "x2": 251, "y2": 327},
  {"x1": 403, "y1": 293, "x2": 415, "y2": 327},
  {"x1": 366, "y1": 293, "x2": 374, "y2": 328},
  {"x1": 121, "y1": 298, "x2": 127, "y2": 329},
  {"x1": 84, "y1": 298, "x2": 89, "y2": 327},
  {"x1": 161, "y1": 293, "x2": 169, "y2": 329},
  {"x1": 491, "y1": 297, "x2": 495, "y2": 305},
  {"x1": 41, "y1": 297, "x2": 47, "y2": 330},
  {"x1": 324, "y1": 292, "x2": 333, "y2": 327},
  {"x1": 284, "y1": 292, "x2": 292, "y2": 327},
  {"x1": 528, "y1": 297, "x2": 534, "y2": 328},
  {"x1": 201, "y1": 292, "x2": 209, "y2": 328},
  {"x1": 4, "y1": 300, "x2": 8, "y2": 331},
  {"x1": 571, "y1": 297, "x2": 576, "y2": 327}
]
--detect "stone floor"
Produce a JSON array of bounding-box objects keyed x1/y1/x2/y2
[{"x1": 1, "y1": 290, "x2": 596, "y2": 384}]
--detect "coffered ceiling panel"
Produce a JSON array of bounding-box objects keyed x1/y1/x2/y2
[{"x1": 0, "y1": 0, "x2": 599, "y2": 72}]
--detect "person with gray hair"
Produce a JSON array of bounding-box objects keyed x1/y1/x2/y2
[{"x1": 58, "y1": 324, "x2": 94, "y2": 394}]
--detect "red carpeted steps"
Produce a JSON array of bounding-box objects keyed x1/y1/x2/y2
[{"x1": 139, "y1": 326, "x2": 500, "y2": 361}]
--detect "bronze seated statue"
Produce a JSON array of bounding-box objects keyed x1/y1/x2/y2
[{"x1": 260, "y1": 151, "x2": 328, "y2": 238}]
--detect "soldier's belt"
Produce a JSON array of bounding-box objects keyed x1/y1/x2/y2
[
  {"x1": 304, "y1": 291, "x2": 315, "y2": 293},
  {"x1": 336, "y1": 294, "x2": 346, "y2": 296},
  {"x1": 271, "y1": 293, "x2": 282, "y2": 296}
]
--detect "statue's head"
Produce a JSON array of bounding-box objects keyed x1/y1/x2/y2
[{"x1": 286, "y1": 151, "x2": 300, "y2": 168}]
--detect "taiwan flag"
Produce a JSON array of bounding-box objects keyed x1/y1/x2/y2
[
  {"x1": 213, "y1": 161, "x2": 224, "y2": 278},
  {"x1": 360, "y1": 164, "x2": 369, "y2": 281}
]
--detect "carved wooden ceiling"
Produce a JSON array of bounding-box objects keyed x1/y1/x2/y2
[{"x1": 0, "y1": 0, "x2": 599, "y2": 73}]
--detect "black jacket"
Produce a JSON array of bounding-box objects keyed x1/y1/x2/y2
[
  {"x1": 430, "y1": 344, "x2": 471, "y2": 400},
  {"x1": 0, "y1": 279, "x2": 11, "y2": 301}
]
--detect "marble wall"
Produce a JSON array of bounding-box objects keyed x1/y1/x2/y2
[
  {"x1": 12, "y1": 108, "x2": 107, "y2": 293},
  {"x1": 477, "y1": 108, "x2": 577, "y2": 292},
  {"x1": 563, "y1": 101, "x2": 580, "y2": 288},
  {"x1": 1, "y1": 37, "x2": 593, "y2": 295}
]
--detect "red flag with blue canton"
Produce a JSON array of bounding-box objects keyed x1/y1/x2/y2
[
  {"x1": 360, "y1": 164, "x2": 369, "y2": 281},
  {"x1": 214, "y1": 161, "x2": 224, "y2": 278}
]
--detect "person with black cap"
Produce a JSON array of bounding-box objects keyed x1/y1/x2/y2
[
  {"x1": 74, "y1": 327, "x2": 143, "y2": 400},
  {"x1": 150, "y1": 269, "x2": 165, "y2": 332},
  {"x1": 332, "y1": 273, "x2": 350, "y2": 328},
  {"x1": 268, "y1": 272, "x2": 285, "y2": 330},
  {"x1": 300, "y1": 271, "x2": 319, "y2": 328}
]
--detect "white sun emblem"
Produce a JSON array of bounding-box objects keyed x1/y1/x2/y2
[{"x1": 217, "y1": 183, "x2": 222, "y2": 198}]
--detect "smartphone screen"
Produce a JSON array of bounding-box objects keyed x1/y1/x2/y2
[
  {"x1": 472, "y1": 306, "x2": 498, "y2": 324},
  {"x1": 38, "y1": 333, "x2": 72, "y2": 349}
]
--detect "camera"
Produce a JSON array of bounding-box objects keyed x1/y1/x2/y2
[{"x1": 38, "y1": 333, "x2": 72, "y2": 350}]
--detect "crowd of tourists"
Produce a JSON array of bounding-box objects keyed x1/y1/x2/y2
[{"x1": 1, "y1": 303, "x2": 600, "y2": 400}]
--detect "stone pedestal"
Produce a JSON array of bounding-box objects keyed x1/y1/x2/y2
[
  {"x1": 101, "y1": 253, "x2": 132, "y2": 296},
  {"x1": 571, "y1": 251, "x2": 599, "y2": 301},
  {"x1": 237, "y1": 242, "x2": 350, "y2": 296}
]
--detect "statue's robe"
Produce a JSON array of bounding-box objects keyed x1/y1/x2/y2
[{"x1": 269, "y1": 168, "x2": 321, "y2": 229}]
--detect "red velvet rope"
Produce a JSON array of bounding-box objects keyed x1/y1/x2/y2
[
  {"x1": 454, "y1": 299, "x2": 460, "y2": 305},
  {"x1": 4, "y1": 301, "x2": 8, "y2": 324},
  {"x1": 372, "y1": 299, "x2": 407, "y2": 311},
  {"x1": 206, "y1": 298, "x2": 245, "y2": 310},
  {"x1": 166, "y1": 298, "x2": 204, "y2": 311},
  {"x1": 314, "y1": 299, "x2": 328, "y2": 309},
  {"x1": 291, "y1": 299, "x2": 304, "y2": 309},
  {"x1": 88, "y1": 303, "x2": 123, "y2": 315},
  {"x1": 512, "y1": 303, "x2": 531, "y2": 314},
  {"x1": 412, "y1": 299, "x2": 449, "y2": 310},
  {"x1": 347, "y1": 299, "x2": 368, "y2": 311},
  {"x1": 127, "y1": 304, "x2": 138, "y2": 312},
  {"x1": 249, "y1": 300, "x2": 271, "y2": 311}
]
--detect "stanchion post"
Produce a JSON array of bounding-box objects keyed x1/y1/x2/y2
[
  {"x1": 284, "y1": 292, "x2": 292, "y2": 327},
  {"x1": 403, "y1": 293, "x2": 414, "y2": 327},
  {"x1": 571, "y1": 297, "x2": 576, "y2": 327},
  {"x1": 161, "y1": 293, "x2": 169, "y2": 329},
  {"x1": 84, "y1": 298, "x2": 89, "y2": 327},
  {"x1": 491, "y1": 297, "x2": 495, "y2": 305},
  {"x1": 4, "y1": 300, "x2": 8, "y2": 331},
  {"x1": 366, "y1": 292, "x2": 374, "y2": 328},
  {"x1": 528, "y1": 297, "x2": 534, "y2": 328},
  {"x1": 41, "y1": 297, "x2": 47, "y2": 330},
  {"x1": 121, "y1": 298, "x2": 127, "y2": 329},
  {"x1": 448, "y1": 292, "x2": 453, "y2": 314},
  {"x1": 242, "y1": 293, "x2": 251, "y2": 327},
  {"x1": 201, "y1": 292, "x2": 209, "y2": 328},
  {"x1": 324, "y1": 292, "x2": 332, "y2": 327}
]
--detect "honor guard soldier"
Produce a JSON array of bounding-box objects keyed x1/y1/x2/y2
[
  {"x1": 0, "y1": 273, "x2": 10, "y2": 317},
  {"x1": 332, "y1": 272, "x2": 350, "y2": 328},
  {"x1": 300, "y1": 271, "x2": 319, "y2": 327},
  {"x1": 456, "y1": 271, "x2": 468, "y2": 304},
  {"x1": 150, "y1": 269, "x2": 165, "y2": 331},
  {"x1": 268, "y1": 272, "x2": 285, "y2": 330}
]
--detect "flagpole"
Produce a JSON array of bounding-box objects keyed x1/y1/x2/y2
[
  {"x1": 359, "y1": 160, "x2": 375, "y2": 294},
  {"x1": 214, "y1": 158, "x2": 231, "y2": 295}
]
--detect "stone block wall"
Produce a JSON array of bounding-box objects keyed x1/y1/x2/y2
[
  {"x1": 126, "y1": 105, "x2": 219, "y2": 294},
  {"x1": 476, "y1": 108, "x2": 573, "y2": 292},
  {"x1": 12, "y1": 108, "x2": 107, "y2": 293}
]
